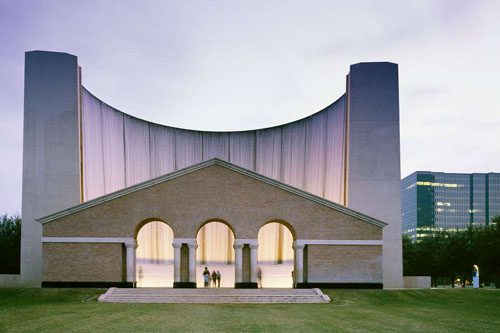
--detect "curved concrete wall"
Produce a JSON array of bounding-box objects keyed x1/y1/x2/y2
[{"x1": 81, "y1": 89, "x2": 347, "y2": 204}]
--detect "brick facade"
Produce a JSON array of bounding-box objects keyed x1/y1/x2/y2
[
  {"x1": 44, "y1": 165, "x2": 382, "y2": 240},
  {"x1": 43, "y1": 243, "x2": 124, "y2": 282},
  {"x1": 41, "y1": 163, "x2": 384, "y2": 287},
  {"x1": 306, "y1": 245, "x2": 382, "y2": 284}
]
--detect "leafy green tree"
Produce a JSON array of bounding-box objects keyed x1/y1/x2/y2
[
  {"x1": 402, "y1": 235, "x2": 417, "y2": 276},
  {"x1": 478, "y1": 217, "x2": 500, "y2": 286},
  {"x1": 402, "y1": 217, "x2": 500, "y2": 288},
  {"x1": 0, "y1": 214, "x2": 21, "y2": 274}
]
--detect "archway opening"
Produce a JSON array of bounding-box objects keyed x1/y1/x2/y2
[
  {"x1": 257, "y1": 221, "x2": 294, "y2": 288},
  {"x1": 136, "y1": 221, "x2": 174, "y2": 287},
  {"x1": 196, "y1": 221, "x2": 235, "y2": 288}
]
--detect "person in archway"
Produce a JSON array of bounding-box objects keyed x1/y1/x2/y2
[
  {"x1": 138, "y1": 266, "x2": 144, "y2": 285},
  {"x1": 211, "y1": 270, "x2": 218, "y2": 288},
  {"x1": 216, "y1": 270, "x2": 221, "y2": 288},
  {"x1": 203, "y1": 267, "x2": 210, "y2": 288},
  {"x1": 257, "y1": 266, "x2": 262, "y2": 288}
]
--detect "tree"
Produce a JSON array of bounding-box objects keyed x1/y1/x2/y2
[
  {"x1": 402, "y1": 217, "x2": 500, "y2": 288},
  {"x1": 0, "y1": 214, "x2": 21, "y2": 274}
]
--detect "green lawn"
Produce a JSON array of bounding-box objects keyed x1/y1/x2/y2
[{"x1": 0, "y1": 288, "x2": 498, "y2": 332}]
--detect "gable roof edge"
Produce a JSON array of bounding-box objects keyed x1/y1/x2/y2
[
  {"x1": 37, "y1": 159, "x2": 219, "y2": 224},
  {"x1": 220, "y1": 161, "x2": 387, "y2": 228},
  {"x1": 37, "y1": 158, "x2": 387, "y2": 228}
]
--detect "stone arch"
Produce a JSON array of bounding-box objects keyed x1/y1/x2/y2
[
  {"x1": 195, "y1": 218, "x2": 236, "y2": 237},
  {"x1": 135, "y1": 218, "x2": 175, "y2": 287},
  {"x1": 195, "y1": 218, "x2": 235, "y2": 288},
  {"x1": 258, "y1": 219, "x2": 297, "y2": 240},
  {"x1": 257, "y1": 219, "x2": 295, "y2": 288},
  {"x1": 134, "y1": 217, "x2": 174, "y2": 239}
]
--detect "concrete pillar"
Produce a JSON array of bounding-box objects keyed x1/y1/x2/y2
[
  {"x1": 249, "y1": 244, "x2": 258, "y2": 283},
  {"x1": 293, "y1": 242, "x2": 305, "y2": 286},
  {"x1": 346, "y1": 62, "x2": 403, "y2": 288},
  {"x1": 188, "y1": 243, "x2": 198, "y2": 284},
  {"x1": 234, "y1": 244, "x2": 243, "y2": 283},
  {"x1": 173, "y1": 238, "x2": 196, "y2": 288},
  {"x1": 173, "y1": 243, "x2": 182, "y2": 284},
  {"x1": 22, "y1": 51, "x2": 82, "y2": 287},
  {"x1": 125, "y1": 240, "x2": 138, "y2": 286}
]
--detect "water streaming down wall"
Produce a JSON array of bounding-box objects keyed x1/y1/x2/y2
[
  {"x1": 136, "y1": 221, "x2": 174, "y2": 264},
  {"x1": 81, "y1": 88, "x2": 347, "y2": 262},
  {"x1": 196, "y1": 222, "x2": 235, "y2": 264},
  {"x1": 257, "y1": 223, "x2": 294, "y2": 264}
]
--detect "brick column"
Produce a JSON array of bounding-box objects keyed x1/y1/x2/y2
[
  {"x1": 249, "y1": 243, "x2": 258, "y2": 283},
  {"x1": 234, "y1": 239, "x2": 258, "y2": 288},
  {"x1": 293, "y1": 242, "x2": 305, "y2": 286},
  {"x1": 234, "y1": 244, "x2": 243, "y2": 284},
  {"x1": 173, "y1": 242, "x2": 182, "y2": 284},
  {"x1": 188, "y1": 243, "x2": 198, "y2": 284},
  {"x1": 125, "y1": 240, "x2": 137, "y2": 286}
]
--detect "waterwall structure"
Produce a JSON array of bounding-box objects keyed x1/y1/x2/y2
[{"x1": 22, "y1": 50, "x2": 403, "y2": 288}]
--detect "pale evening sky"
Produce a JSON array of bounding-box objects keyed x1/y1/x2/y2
[{"x1": 0, "y1": 0, "x2": 499, "y2": 214}]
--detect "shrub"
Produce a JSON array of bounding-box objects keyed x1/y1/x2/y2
[{"x1": 0, "y1": 214, "x2": 21, "y2": 274}]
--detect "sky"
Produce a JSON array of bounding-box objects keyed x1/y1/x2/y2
[{"x1": 0, "y1": 0, "x2": 499, "y2": 214}]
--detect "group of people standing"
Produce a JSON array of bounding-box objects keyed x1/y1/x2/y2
[{"x1": 202, "y1": 267, "x2": 221, "y2": 287}]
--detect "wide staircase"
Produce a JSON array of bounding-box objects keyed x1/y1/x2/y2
[{"x1": 98, "y1": 288, "x2": 330, "y2": 304}]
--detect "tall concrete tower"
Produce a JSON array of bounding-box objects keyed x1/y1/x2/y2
[
  {"x1": 21, "y1": 51, "x2": 82, "y2": 286},
  {"x1": 346, "y1": 63, "x2": 403, "y2": 288}
]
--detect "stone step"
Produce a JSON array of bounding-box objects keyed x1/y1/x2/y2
[
  {"x1": 111, "y1": 288, "x2": 316, "y2": 295},
  {"x1": 106, "y1": 295, "x2": 317, "y2": 299},
  {"x1": 103, "y1": 297, "x2": 326, "y2": 304},
  {"x1": 103, "y1": 298, "x2": 324, "y2": 304},
  {"x1": 99, "y1": 288, "x2": 330, "y2": 304},
  {"x1": 109, "y1": 295, "x2": 316, "y2": 298}
]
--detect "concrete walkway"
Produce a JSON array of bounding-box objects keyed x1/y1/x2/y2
[{"x1": 98, "y1": 287, "x2": 330, "y2": 304}]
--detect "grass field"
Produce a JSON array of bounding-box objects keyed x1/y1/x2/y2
[{"x1": 0, "y1": 288, "x2": 499, "y2": 332}]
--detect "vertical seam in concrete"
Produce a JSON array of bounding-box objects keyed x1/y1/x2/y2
[
  {"x1": 201, "y1": 133, "x2": 204, "y2": 161},
  {"x1": 302, "y1": 123, "x2": 307, "y2": 190},
  {"x1": 78, "y1": 67, "x2": 84, "y2": 203},
  {"x1": 227, "y1": 132, "x2": 231, "y2": 162},
  {"x1": 322, "y1": 112, "x2": 328, "y2": 198},
  {"x1": 123, "y1": 115, "x2": 127, "y2": 187},
  {"x1": 173, "y1": 128, "x2": 177, "y2": 171},
  {"x1": 343, "y1": 75, "x2": 351, "y2": 206},
  {"x1": 148, "y1": 123, "x2": 152, "y2": 179},
  {"x1": 280, "y1": 126, "x2": 284, "y2": 182},
  {"x1": 251, "y1": 131, "x2": 256, "y2": 171},
  {"x1": 100, "y1": 100, "x2": 106, "y2": 192}
]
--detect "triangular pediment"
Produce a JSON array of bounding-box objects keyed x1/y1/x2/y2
[{"x1": 37, "y1": 158, "x2": 386, "y2": 228}]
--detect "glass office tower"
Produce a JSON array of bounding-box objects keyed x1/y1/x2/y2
[{"x1": 401, "y1": 172, "x2": 500, "y2": 241}]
